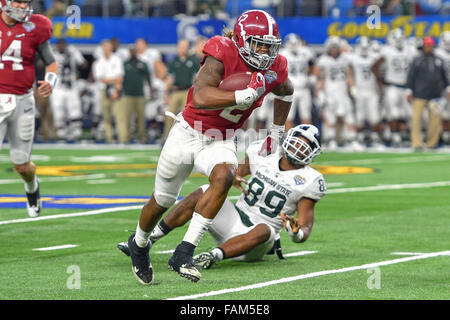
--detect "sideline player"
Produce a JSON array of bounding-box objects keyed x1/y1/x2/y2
[
  {"x1": 123, "y1": 9, "x2": 294, "y2": 285},
  {"x1": 281, "y1": 33, "x2": 316, "y2": 129},
  {"x1": 372, "y1": 29, "x2": 415, "y2": 147},
  {"x1": 0, "y1": 0, "x2": 58, "y2": 217},
  {"x1": 51, "y1": 38, "x2": 87, "y2": 142},
  {"x1": 435, "y1": 31, "x2": 450, "y2": 145},
  {"x1": 348, "y1": 37, "x2": 383, "y2": 147},
  {"x1": 316, "y1": 36, "x2": 357, "y2": 149},
  {"x1": 118, "y1": 125, "x2": 326, "y2": 269}
]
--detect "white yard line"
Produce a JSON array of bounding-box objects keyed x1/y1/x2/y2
[
  {"x1": 0, "y1": 205, "x2": 142, "y2": 226},
  {"x1": 283, "y1": 250, "x2": 317, "y2": 258},
  {"x1": 391, "y1": 252, "x2": 428, "y2": 256},
  {"x1": 327, "y1": 181, "x2": 450, "y2": 194},
  {"x1": 167, "y1": 250, "x2": 450, "y2": 300},
  {"x1": 0, "y1": 174, "x2": 107, "y2": 185},
  {"x1": 33, "y1": 244, "x2": 78, "y2": 251}
]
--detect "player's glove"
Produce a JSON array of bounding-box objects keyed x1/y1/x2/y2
[
  {"x1": 235, "y1": 72, "x2": 265, "y2": 106},
  {"x1": 258, "y1": 123, "x2": 285, "y2": 156}
]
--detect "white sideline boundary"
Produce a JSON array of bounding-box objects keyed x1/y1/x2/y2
[
  {"x1": 166, "y1": 250, "x2": 450, "y2": 300},
  {"x1": 1, "y1": 180, "x2": 449, "y2": 225},
  {"x1": 0, "y1": 205, "x2": 142, "y2": 226}
]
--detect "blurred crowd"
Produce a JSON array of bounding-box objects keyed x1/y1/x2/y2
[
  {"x1": 32, "y1": 0, "x2": 450, "y2": 18},
  {"x1": 33, "y1": 29, "x2": 450, "y2": 150}
]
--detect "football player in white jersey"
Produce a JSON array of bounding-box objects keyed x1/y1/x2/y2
[
  {"x1": 281, "y1": 33, "x2": 317, "y2": 128},
  {"x1": 372, "y1": 29, "x2": 415, "y2": 147},
  {"x1": 348, "y1": 37, "x2": 383, "y2": 147},
  {"x1": 117, "y1": 125, "x2": 326, "y2": 269},
  {"x1": 435, "y1": 31, "x2": 450, "y2": 145},
  {"x1": 317, "y1": 36, "x2": 358, "y2": 149},
  {"x1": 51, "y1": 39, "x2": 88, "y2": 141}
]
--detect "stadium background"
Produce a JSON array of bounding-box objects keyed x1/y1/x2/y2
[
  {"x1": 1, "y1": 0, "x2": 450, "y2": 302},
  {"x1": 25, "y1": 0, "x2": 450, "y2": 146}
]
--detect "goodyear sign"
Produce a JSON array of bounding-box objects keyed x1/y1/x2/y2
[{"x1": 51, "y1": 15, "x2": 450, "y2": 45}]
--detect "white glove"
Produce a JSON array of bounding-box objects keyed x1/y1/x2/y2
[{"x1": 235, "y1": 72, "x2": 265, "y2": 106}]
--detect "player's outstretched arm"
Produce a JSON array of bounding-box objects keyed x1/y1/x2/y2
[{"x1": 281, "y1": 198, "x2": 315, "y2": 243}]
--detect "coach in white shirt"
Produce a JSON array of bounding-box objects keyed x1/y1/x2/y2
[{"x1": 93, "y1": 39, "x2": 124, "y2": 144}]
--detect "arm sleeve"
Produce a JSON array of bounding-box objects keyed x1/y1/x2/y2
[{"x1": 36, "y1": 40, "x2": 56, "y2": 66}]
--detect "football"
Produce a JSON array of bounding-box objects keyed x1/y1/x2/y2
[{"x1": 218, "y1": 72, "x2": 252, "y2": 91}]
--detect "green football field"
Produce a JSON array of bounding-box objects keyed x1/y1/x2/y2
[{"x1": 0, "y1": 145, "x2": 449, "y2": 300}]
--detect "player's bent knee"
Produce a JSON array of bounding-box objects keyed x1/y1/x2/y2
[
  {"x1": 11, "y1": 151, "x2": 30, "y2": 166},
  {"x1": 153, "y1": 191, "x2": 177, "y2": 209},
  {"x1": 253, "y1": 224, "x2": 273, "y2": 244},
  {"x1": 210, "y1": 166, "x2": 235, "y2": 190}
]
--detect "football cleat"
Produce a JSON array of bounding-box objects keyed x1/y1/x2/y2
[
  {"x1": 168, "y1": 243, "x2": 201, "y2": 282},
  {"x1": 26, "y1": 181, "x2": 41, "y2": 218},
  {"x1": 127, "y1": 233, "x2": 153, "y2": 285},
  {"x1": 193, "y1": 252, "x2": 216, "y2": 270},
  {"x1": 117, "y1": 242, "x2": 130, "y2": 256}
]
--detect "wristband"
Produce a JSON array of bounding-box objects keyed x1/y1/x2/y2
[
  {"x1": 285, "y1": 221, "x2": 304, "y2": 243},
  {"x1": 289, "y1": 228, "x2": 304, "y2": 243},
  {"x1": 235, "y1": 87, "x2": 256, "y2": 106},
  {"x1": 269, "y1": 123, "x2": 285, "y2": 141},
  {"x1": 275, "y1": 94, "x2": 293, "y2": 102},
  {"x1": 44, "y1": 72, "x2": 58, "y2": 89}
]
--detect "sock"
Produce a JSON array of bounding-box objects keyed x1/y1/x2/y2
[
  {"x1": 135, "y1": 223, "x2": 151, "y2": 248},
  {"x1": 182, "y1": 212, "x2": 213, "y2": 247},
  {"x1": 150, "y1": 220, "x2": 172, "y2": 243},
  {"x1": 24, "y1": 177, "x2": 38, "y2": 194},
  {"x1": 211, "y1": 247, "x2": 225, "y2": 261}
]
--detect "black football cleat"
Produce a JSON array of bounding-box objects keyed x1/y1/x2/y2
[
  {"x1": 127, "y1": 233, "x2": 153, "y2": 285},
  {"x1": 26, "y1": 181, "x2": 41, "y2": 218},
  {"x1": 168, "y1": 242, "x2": 201, "y2": 282},
  {"x1": 117, "y1": 242, "x2": 130, "y2": 256}
]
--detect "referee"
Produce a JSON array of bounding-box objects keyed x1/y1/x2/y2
[{"x1": 406, "y1": 36, "x2": 450, "y2": 150}]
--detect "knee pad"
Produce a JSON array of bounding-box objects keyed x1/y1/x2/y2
[
  {"x1": 18, "y1": 115, "x2": 35, "y2": 141},
  {"x1": 153, "y1": 191, "x2": 177, "y2": 209},
  {"x1": 10, "y1": 150, "x2": 29, "y2": 165}
]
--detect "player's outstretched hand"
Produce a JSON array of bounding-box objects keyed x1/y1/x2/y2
[
  {"x1": 280, "y1": 212, "x2": 300, "y2": 235},
  {"x1": 37, "y1": 81, "x2": 53, "y2": 98},
  {"x1": 232, "y1": 175, "x2": 248, "y2": 195}
]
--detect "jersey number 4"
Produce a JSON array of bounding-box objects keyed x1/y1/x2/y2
[{"x1": 0, "y1": 40, "x2": 24, "y2": 71}]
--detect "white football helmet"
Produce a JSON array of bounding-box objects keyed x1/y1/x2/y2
[
  {"x1": 357, "y1": 36, "x2": 371, "y2": 56},
  {"x1": 284, "y1": 33, "x2": 301, "y2": 54},
  {"x1": 282, "y1": 124, "x2": 321, "y2": 165},
  {"x1": 388, "y1": 29, "x2": 405, "y2": 49},
  {"x1": 0, "y1": 0, "x2": 33, "y2": 22}
]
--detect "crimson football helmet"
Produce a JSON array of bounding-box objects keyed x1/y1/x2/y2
[
  {"x1": 0, "y1": 0, "x2": 33, "y2": 22},
  {"x1": 232, "y1": 10, "x2": 282, "y2": 71}
]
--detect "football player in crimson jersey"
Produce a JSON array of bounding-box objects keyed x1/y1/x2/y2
[
  {"x1": 0, "y1": 0, "x2": 59, "y2": 217},
  {"x1": 125, "y1": 9, "x2": 294, "y2": 285}
]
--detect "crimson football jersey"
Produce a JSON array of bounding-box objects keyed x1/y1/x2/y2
[
  {"x1": 0, "y1": 13, "x2": 53, "y2": 94},
  {"x1": 182, "y1": 36, "x2": 288, "y2": 138}
]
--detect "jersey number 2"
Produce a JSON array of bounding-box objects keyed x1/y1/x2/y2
[{"x1": 0, "y1": 40, "x2": 24, "y2": 71}]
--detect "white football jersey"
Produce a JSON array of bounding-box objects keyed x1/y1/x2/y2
[
  {"x1": 435, "y1": 47, "x2": 450, "y2": 80},
  {"x1": 280, "y1": 46, "x2": 315, "y2": 88},
  {"x1": 235, "y1": 141, "x2": 326, "y2": 235},
  {"x1": 54, "y1": 45, "x2": 86, "y2": 89},
  {"x1": 380, "y1": 45, "x2": 415, "y2": 86},
  {"x1": 348, "y1": 51, "x2": 378, "y2": 91},
  {"x1": 317, "y1": 53, "x2": 351, "y2": 93}
]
